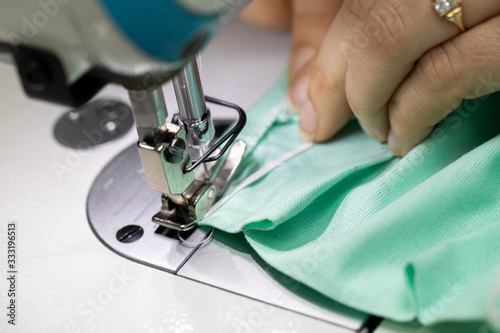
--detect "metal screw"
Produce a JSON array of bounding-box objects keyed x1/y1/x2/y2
[
  {"x1": 68, "y1": 111, "x2": 82, "y2": 123},
  {"x1": 23, "y1": 59, "x2": 51, "y2": 92},
  {"x1": 116, "y1": 225, "x2": 144, "y2": 243},
  {"x1": 103, "y1": 121, "x2": 117, "y2": 133},
  {"x1": 164, "y1": 138, "x2": 186, "y2": 164}
]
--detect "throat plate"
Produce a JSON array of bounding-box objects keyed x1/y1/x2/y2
[{"x1": 87, "y1": 144, "x2": 371, "y2": 331}]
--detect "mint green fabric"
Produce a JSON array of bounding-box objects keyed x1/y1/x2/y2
[{"x1": 201, "y1": 74, "x2": 500, "y2": 326}]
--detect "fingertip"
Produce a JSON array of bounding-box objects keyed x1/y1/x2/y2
[
  {"x1": 286, "y1": 94, "x2": 301, "y2": 114},
  {"x1": 375, "y1": 116, "x2": 391, "y2": 143},
  {"x1": 299, "y1": 100, "x2": 318, "y2": 139},
  {"x1": 387, "y1": 131, "x2": 403, "y2": 157},
  {"x1": 288, "y1": 47, "x2": 316, "y2": 113},
  {"x1": 305, "y1": 61, "x2": 353, "y2": 142},
  {"x1": 313, "y1": 102, "x2": 353, "y2": 143},
  {"x1": 290, "y1": 74, "x2": 309, "y2": 110},
  {"x1": 359, "y1": 120, "x2": 390, "y2": 143},
  {"x1": 299, "y1": 130, "x2": 315, "y2": 143},
  {"x1": 388, "y1": 132, "x2": 421, "y2": 157},
  {"x1": 389, "y1": 125, "x2": 435, "y2": 157}
]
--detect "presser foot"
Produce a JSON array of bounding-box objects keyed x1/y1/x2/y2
[{"x1": 152, "y1": 140, "x2": 246, "y2": 231}]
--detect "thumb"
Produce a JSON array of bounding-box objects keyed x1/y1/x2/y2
[{"x1": 288, "y1": 0, "x2": 343, "y2": 112}]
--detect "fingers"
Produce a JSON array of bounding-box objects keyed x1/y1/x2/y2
[
  {"x1": 344, "y1": 0, "x2": 500, "y2": 142},
  {"x1": 387, "y1": 15, "x2": 500, "y2": 156},
  {"x1": 239, "y1": 0, "x2": 292, "y2": 30},
  {"x1": 300, "y1": 0, "x2": 376, "y2": 141},
  {"x1": 288, "y1": 0, "x2": 343, "y2": 112}
]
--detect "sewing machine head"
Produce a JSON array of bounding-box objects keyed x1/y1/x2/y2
[{"x1": 0, "y1": 0, "x2": 250, "y2": 230}]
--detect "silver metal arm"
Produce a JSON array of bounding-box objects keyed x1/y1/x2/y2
[
  {"x1": 173, "y1": 60, "x2": 215, "y2": 159},
  {"x1": 128, "y1": 87, "x2": 169, "y2": 143},
  {"x1": 128, "y1": 86, "x2": 194, "y2": 196},
  {"x1": 174, "y1": 60, "x2": 207, "y2": 122}
]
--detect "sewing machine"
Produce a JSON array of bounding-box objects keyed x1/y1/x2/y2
[{"x1": 0, "y1": 1, "x2": 488, "y2": 332}]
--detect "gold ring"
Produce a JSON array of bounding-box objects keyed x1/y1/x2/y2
[{"x1": 433, "y1": 0, "x2": 466, "y2": 32}]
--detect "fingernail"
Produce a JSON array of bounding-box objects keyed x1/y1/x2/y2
[
  {"x1": 290, "y1": 75, "x2": 309, "y2": 109},
  {"x1": 387, "y1": 131, "x2": 402, "y2": 156},
  {"x1": 299, "y1": 100, "x2": 317, "y2": 140},
  {"x1": 359, "y1": 121, "x2": 389, "y2": 143},
  {"x1": 286, "y1": 94, "x2": 301, "y2": 114},
  {"x1": 299, "y1": 130, "x2": 315, "y2": 143},
  {"x1": 291, "y1": 47, "x2": 316, "y2": 77}
]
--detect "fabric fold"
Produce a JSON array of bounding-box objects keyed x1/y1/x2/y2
[{"x1": 201, "y1": 75, "x2": 500, "y2": 326}]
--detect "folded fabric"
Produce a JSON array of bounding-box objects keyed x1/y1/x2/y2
[{"x1": 201, "y1": 74, "x2": 500, "y2": 326}]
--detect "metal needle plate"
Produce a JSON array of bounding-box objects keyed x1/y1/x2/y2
[
  {"x1": 87, "y1": 144, "x2": 209, "y2": 273},
  {"x1": 87, "y1": 144, "x2": 371, "y2": 331}
]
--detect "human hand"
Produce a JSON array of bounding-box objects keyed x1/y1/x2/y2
[
  {"x1": 240, "y1": 0, "x2": 343, "y2": 108},
  {"x1": 242, "y1": 1, "x2": 500, "y2": 156}
]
